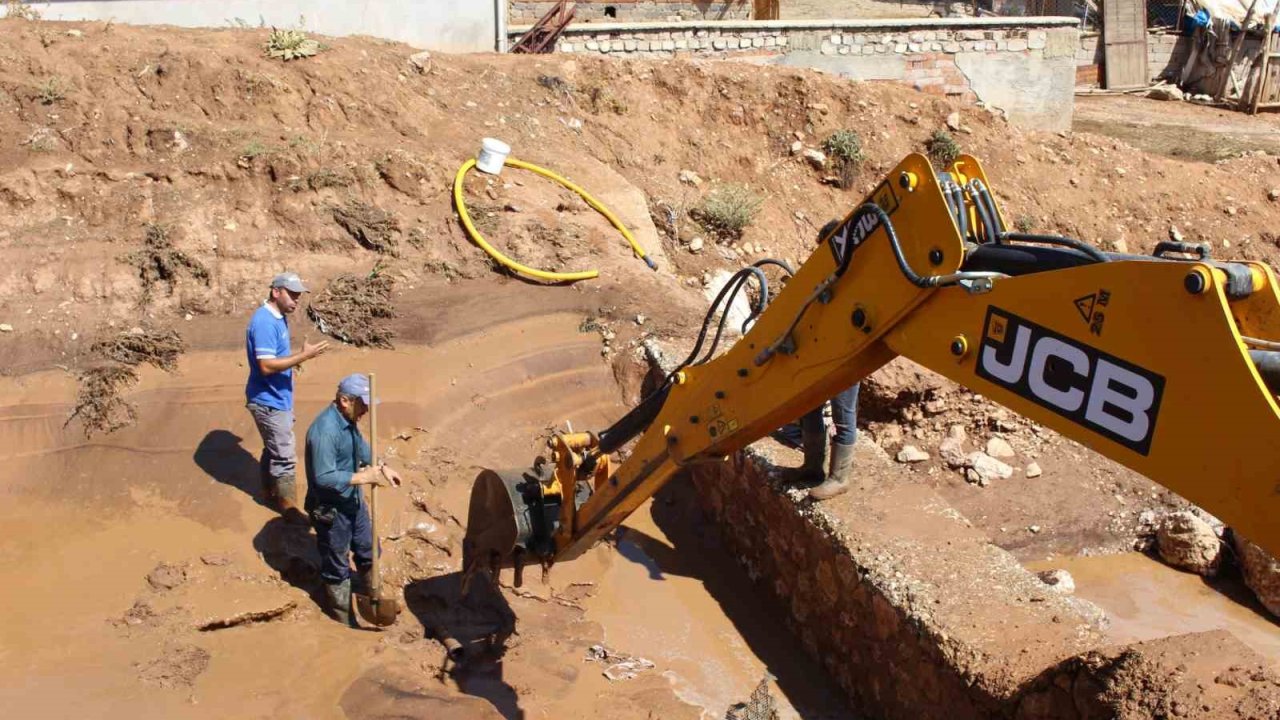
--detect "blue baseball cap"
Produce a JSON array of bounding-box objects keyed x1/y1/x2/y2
[{"x1": 337, "y1": 373, "x2": 380, "y2": 406}]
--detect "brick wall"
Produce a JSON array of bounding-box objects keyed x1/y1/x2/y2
[{"x1": 509, "y1": 0, "x2": 750, "y2": 23}]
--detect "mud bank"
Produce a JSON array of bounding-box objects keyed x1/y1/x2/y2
[{"x1": 689, "y1": 444, "x2": 1280, "y2": 718}]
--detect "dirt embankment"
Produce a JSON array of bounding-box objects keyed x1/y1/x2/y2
[{"x1": 2, "y1": 14, "x2": 1280, "y2": 720}]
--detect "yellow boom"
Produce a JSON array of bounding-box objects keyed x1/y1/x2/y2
[{"x1": 463, "y1": 153, "x2": 1280, "y2": 584}]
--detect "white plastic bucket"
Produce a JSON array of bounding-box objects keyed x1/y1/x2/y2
[{"x1": 476, "y1": 137, "x2": 511, "y2": 175}]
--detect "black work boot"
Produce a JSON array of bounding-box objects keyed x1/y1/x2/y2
[
  {"x1": 324, "y1": 579, "x2": 355, "y2": 627},
  {"x1": 810, "y1": 441, "x2": 855, "y2": 501},
  {"x1": 781, "y1": 422, "x2": 828, "y2": 487}
]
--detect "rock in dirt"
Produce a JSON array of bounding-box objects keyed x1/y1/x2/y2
[
  {"x1": 407, "y1": 51, "x2": 432, "y2": 73},
  {"x1": 0, "y1": 323, "x2": 11, "y2": 333},
  {"x1": 1234, "y1": 533, "x2": 1280, "y2": 617},
  {"x1": 985, "y1": 436, "x2": 1015, "y2": 459},
  {"x1": 945, "y1": 111, "x2": 961, "y2": 131},
  {"x1": 1025, "y1": 462, "x2": 1043, "y2": 478},
  {"x1": 687, "y1": 237, "x2": 704, "y2": 253},
  {"x1": 200, "y1": 553, "x2": 231, "y2": 566},
  {"x1": 1269, "y1": 188, "x2": 1279, "y2": 202},
  {"x1": 802, "y1": 149, "x2": 827, "y2": 169},
  {"x1": 678, "y1": 169, "x2": 702, "y2": 186},
  {"x1": 146, "y1": 562, "x2": 188, "y2": 591},
  {"x1": 896, "y1": 445, "x2": 929, "y2": 463},
  {"x1": 1156, "y1": 511, "x2": 1222, "y2": 577},
  {"x1": 1146, "y1": 85, "x2": 1184, "y2": 101},
  {"x1": 963, "y1": 451, "x2": 1013, "y2": 486},
  {"x1": 939, "y1": 425, "x2": 968, "y2": 469},
  {"x1": 1037, "y1": 569, "x2": 1075, "y2": 594}
]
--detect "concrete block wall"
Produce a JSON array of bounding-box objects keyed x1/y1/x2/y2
[
  {"x1": 1076, "y1": 32, "x2": 1196, "y2": 85},
  {"x1": 521, "y1": 18, "x2": 1081, "y2": 129},
  {"x1": 30, "y1": 0, "x2": 499, "y2": 53},
  {"x1": 509, "y1": 0, "x2": 750, "y2": 23}
]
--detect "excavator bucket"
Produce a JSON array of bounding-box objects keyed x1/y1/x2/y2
[
  {"x1": 462, "y1": 463, "x2": 563, "y2": 590},
  {"x1": 462, "y1": 468, "x2": 523, "y2": 576}
]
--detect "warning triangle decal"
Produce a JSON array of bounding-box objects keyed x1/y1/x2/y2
[{"x1": 1074, "y1": 293, "x2": 1096, "y2": 323}]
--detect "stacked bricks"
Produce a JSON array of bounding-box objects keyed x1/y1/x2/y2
[
  {"x1": 509, "y1": 1, "x2": 750, "y2": 24},
  {"x1": 548, "y1": 24, "x2": 1066, "y2": 103}
]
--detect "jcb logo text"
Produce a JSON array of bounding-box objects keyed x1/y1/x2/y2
[{"x1": 975, "y1": 308, "x2": 1164, "y2": 455}]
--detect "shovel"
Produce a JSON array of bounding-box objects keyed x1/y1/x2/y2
[{"x1": 354, "y1": 372, "x2": 401, "y2": 627}]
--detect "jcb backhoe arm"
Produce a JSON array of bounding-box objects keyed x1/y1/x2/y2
[{"x1": 463, "y1": 152, "x2": 1280, "y2": 585}]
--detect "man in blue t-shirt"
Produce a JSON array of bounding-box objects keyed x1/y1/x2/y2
[{"x1": 245, "y1": 272, "x2": 329, "y2": 520}]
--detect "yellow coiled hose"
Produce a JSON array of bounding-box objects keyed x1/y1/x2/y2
[{"x1": 453, "y1": 157, "x2": 657, "y2": 283}]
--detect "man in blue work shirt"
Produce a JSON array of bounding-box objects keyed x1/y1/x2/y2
[
  {"x1": 304, "y1": 373, "x2": 402, "y2": 626},
  {"x1": 245, "y1": 272, "x2": 329, "y2": 520}
]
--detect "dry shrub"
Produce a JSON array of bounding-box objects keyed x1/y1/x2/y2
[
  {"x1": 66, "y1": 329, "x2": 187, "y2": 436},
  {"x1": 91, "y1": 329, "x2": 184, "y2": 370},
  {"x1": 306, "y1": 272, "x2": 396, "y2": 348},
  {"x1": 823, "y1": 130, "x2": 864, "y2": 190},
  {"x1": 332, "y1": 201, "x2": 400, "y2": 254},
  {"x1": 68, "y1": 365, "x2": 139, "y2": 435},
  {"x1": 123, "y1": 224, "x2": 210, "y2": 304},
  {"x1": 926, "y1": 130, "x2": 961, "y2": 169},
  {"x1": 693, "y1": 183, "x2": 762, "y2": 241}
]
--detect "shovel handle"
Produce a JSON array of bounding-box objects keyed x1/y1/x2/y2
[{"x1": 368, "y1": 372, "x2": 381, "y2": 596}]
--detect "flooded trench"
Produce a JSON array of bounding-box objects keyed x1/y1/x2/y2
[
  {"x1": 0, "y1": 298, "x2": 850, "y2": 719},
  {"x1": 1027, "y1": 552, "x2": 1280, "y2": 667}
]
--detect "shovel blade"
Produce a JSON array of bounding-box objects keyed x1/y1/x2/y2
[{"x1": 354, "y1": 591, "x2": 400, "y2": 627}]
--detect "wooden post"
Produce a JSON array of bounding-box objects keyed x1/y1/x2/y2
[
  {"x1": 1250, "y1": 13, "x2": 1276, "y2": 114},
  {"x1": 1216, "y1": 0, "x2": 1259, "y2": 101}
]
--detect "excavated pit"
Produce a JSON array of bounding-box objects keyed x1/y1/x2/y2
[
  {"x1": 4, "y1": 17, "x2": 1280, "y2": 720},
  {"x1": 0, "y1": 282, "x2": 856, "y2": 720}
]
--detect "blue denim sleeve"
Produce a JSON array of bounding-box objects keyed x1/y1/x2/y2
[
  {"x1": 357, "y1": 433, "x2": 372, "y2": 467},
  {"x1": 308, "y1": 428, "x2": 353, "y2": 491}
]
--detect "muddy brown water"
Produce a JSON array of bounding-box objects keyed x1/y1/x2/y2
[
  {"x1": 0, "y1": 308, "x2": 850, "y2": 718},
  {"x1": 1028, "y1": 553, "x2": 1280, "y2": 666}
]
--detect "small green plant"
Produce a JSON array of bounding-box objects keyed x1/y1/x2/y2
[
  {"x1": 264, "y1": 28, "x2": 321, "y2": 61},
  {"x1": 1014, "y1": 216, "x2": 1034, "y2": 233},
  {"x1": 241, "y1": 139, "x2": 270, "y2": 159},
  {"x1": 822, "y1": 130, "x2": 864, "y2": 190},
  {"x1": 37, "y1": 77, "x2": 66, "y2": 105},
  {"x1": 4, "y1": 0, "x2": 41, "y2": 21},
  {"x1": 694, "y1": 183, "x2": 763, "y2": 240},
  {"x1": 926, "y1": 130, "x2": 961, "y2": 168}
]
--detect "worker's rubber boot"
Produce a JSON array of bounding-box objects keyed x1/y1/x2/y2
[
  {"x1": 324, "y1": 579, "x2": 355, "y2": 627},
  {"x1": 275, "y1": 474, "x2": 309, "y2": 526},
  {"x1": 261, "y1": 474, "x2": 280, "y2": 506},
  {"x1": 781, "y1": 423, "x2": 828, "y2": 487},
  {"x1": 809, "y1": 442, "x2": 855, "y2": 501}
]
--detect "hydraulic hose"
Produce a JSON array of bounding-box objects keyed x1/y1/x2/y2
[
  {"x1": 999, "y1": 232, "x2": 1110, "y2": 263},
  {"x1": 452, "y1": 157, "x2": 658, "y2": 283}
]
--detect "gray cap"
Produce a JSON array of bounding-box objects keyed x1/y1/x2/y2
[
  {"x1": 338, "y1": 373, "x2": 380, "y2": 406},
  {"x1": 271, "y1": 272, "x2": 307, "y2": 293}
]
